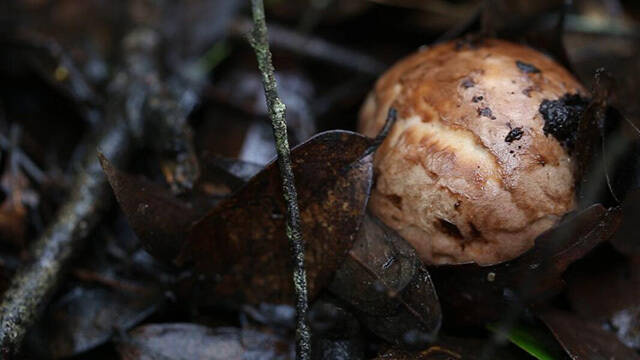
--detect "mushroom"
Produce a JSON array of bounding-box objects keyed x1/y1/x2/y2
[{"x1": 359, "y1": 38, "x2": 588, "y2": 265}]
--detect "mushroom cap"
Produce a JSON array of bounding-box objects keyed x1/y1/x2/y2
[{"x1": 359, "y1": 38, "x2": 586, "y2": 265}]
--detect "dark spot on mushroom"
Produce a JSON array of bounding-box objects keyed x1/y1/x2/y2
[
  {"x1": 539, "y1": 93, "x2": 590, "y2": 150},
  {"x1": 461, "y1": 78, "x2": 475, "y2": 89},
  {"x1": 505, "y1": 127, "x2": 524, "y2": 143},
  {"x1": 477, "y1": 107, "x2": 493, "y2": 118},
  {"x1": 471, "y1": 95, "x2": 483, "y2": 103},
  {"x1": 436, "y1": 218, "x2": 463, "y2": 239},
  {"x1": 522, "y1": 86, "x2": 534, "y2": 97},
  {"x1": 454, "y1": 201, "x2": 461, "y2": 209},
  {"x1": 516, "y1": 60, "x2": 541, "y2": 74},
  {"x1": 469, "y1": 222, "x2": 482, "y2": 238},
  {"x1": 385, "y1": 194, "x2": 402, "y2": 209}
]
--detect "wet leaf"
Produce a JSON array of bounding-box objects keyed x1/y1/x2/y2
[
  {"x1": 117, "y1": 323, "x2": 293, "y2": 360},
  {"x1": 329, "y1": 213, "x2": 441, "y2": 349},
  {"x1": 181, "y1": 130, "x2": 373, "y2": 304},
  {"x1": 575, "y1": 70, "x2": 640, "y2": 208},
  {"x1": 566, "y1": 254, "x2": 640, "y2": 348},
  {"x1": 373, "y1": 336, "x2": 527, "y2": 360},
  {"x1": 100, "y1": 155, "x2": 204, "y2": 263},
  {"x1": 565, "y1": 29, "x2": 640, "y2": 124},
  {"x1": 611, "y1": 189, "x2": 640, "y2": 255},
  {"x1": 539, "y1": 309, "x2": 640, "y2": 360},
  {"x1": 209, "y1": 69, "x2": 317, "y2": 143},
  {"x1": 241, "y1": 303, "x2": 296, "y2": 329},
  {"x1": 430, "y1": 204, "x2": 622, "y2": 326},
  {"x1": 34, "y1": 283, "x2": 161, "y2": 359},
  {"x1": 197, "y1": 156, "x2": 264, "y2": 193},
  {"x1": 309, "y1": 298, "x2": 365, "y2": 360}
]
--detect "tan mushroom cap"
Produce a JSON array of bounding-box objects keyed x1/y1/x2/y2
[{"x1": 359, "y1": 39, "x2": 586, "y2": 265}]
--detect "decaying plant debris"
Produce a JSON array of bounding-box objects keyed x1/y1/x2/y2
[{"x1": 1, "y1": 0, "x2": 640, "y2": 359}]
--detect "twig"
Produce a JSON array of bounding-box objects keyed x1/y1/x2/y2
[
  {"x1": 0, "y1": 26, "x2": 160, "y2": 357},
  {"x1": 248, "y1": 2, "x2": 311, "y2": 359},
  {"x1": 0, "y1": 120, "x2": 131, "y2": 356},
  {"x1": 233, "y1": 17, "x2": 385, "y2": 76},
  {"x1": 0, "y1": 0, "x2": 237, "y2": 353},
  {"x1": 0, "y1": 132, "x2": 46, "y2": 184},
  {"x1": 0, "y1": 34, "x2": 103, "y2": 126}
]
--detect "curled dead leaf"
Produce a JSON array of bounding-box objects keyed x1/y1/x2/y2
[
  {"x1": 539, "y1": 309, "x2": 640, "y2": 360},
  {"x1": 100, "y1": 154, "x2": 203, "y2": 263},
  {"x1": 329, "y1": 213, "x2": 441, "y2": 349},
  {"x1": 430, "y1": 204, "x2": 622, "y2": 326}
]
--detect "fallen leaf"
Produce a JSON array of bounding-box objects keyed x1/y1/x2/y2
[
  {"x1": 117, "y1": 323, "x2": 293, "y2": 360},
  {"x1": 373, "y1": 335, "x2": 527, "y2": 360},
  {"x1": 539, "y1": 309, "x2": 640, "y2": 360},
  {"x1": 610, "y1": 189, "x2": 640, "y2": 255},
  {"x1": 574, "y1": 70, "x2": 640, "y2": 208},
  {"x1": 33, "y1": 282, "x2": 161, "y2": 358},
  {"x1": 197, "y1": 156, "x2": 264, "y2": 194},
  {"x1": 329, "y1": 213, "x2": 441, "y2": 348},
  {"x1": 566, "y1": 254, "x2": 640, "y2": 348},
  {"x1": 181, "y1": 130, "x2": 373, "y2": 304},
  {"x1": 430, "y1": 204, "x2": 622, "y2": 326},
  {"x1": 100, "y1": 154, "x2": 203, "y2": 263},
  {"x1": 309, "y1": 298, "x2": 365, "y2": 360}
]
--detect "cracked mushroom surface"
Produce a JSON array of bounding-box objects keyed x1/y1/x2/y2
[{"x1": 359, "y1": 38, "x2": 587, "y2": 265}]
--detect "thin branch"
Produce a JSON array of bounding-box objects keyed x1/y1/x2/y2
[
  {"x1": 0, "y1": 34, "x2": 103, "y2": 126},
  {"x1": 0, "y1": 132, "x2": 46, "y2": 184},
  {"x1": 233, "y1": 16, "x2": 385, "y2": 76},
  {"x1": 0, "y1": 120, "x2": 131, "y2": 356},
  {"x1": 0, "y1": 27, "x2": 157, "y2": 356},
  {"x1": 248, "y1": 2, "x2": 311, "y2": 360}
]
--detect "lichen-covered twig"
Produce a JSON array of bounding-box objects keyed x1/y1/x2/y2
[
  {"x1": 248, "y1": 1, "x2": 311, "y2": 359},
  {"x1": 0, "y1": 26, "x2": 164, "y2": 356},
  {"x1": 0, "y1": 1, "x2": 237, "y2": 353},
  {"x1": 0, "y1": 120, "x2": 131, "y2": 356}
]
